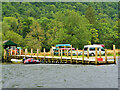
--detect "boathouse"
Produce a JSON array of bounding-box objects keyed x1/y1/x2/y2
[{"x1": 3, "y1": 40, "x2": 17, "y2": 49}]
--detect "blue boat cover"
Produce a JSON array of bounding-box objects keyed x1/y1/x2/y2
[{"x1": 56, "y1": 44, "x2": 71, "y2": 47}]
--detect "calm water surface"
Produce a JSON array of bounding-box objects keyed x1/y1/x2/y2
[{"x1": 1, "y1": 59, "x2": 118, "y2": 88}]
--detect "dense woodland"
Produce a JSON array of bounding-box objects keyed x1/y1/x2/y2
[{"x1": 2, "y1": 2, "x2": 119, "y2": 51}]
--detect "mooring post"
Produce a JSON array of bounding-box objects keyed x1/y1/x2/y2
[
  {"x1": 37, "y1": 49, "x2": 39, "y2": 60},
  {"x1": 19, "y1": 49, "x2": 21, "y2": 59},
  {"x1": 70, "y1": 45, "x2": 73, "y2": 64},
  {"x1": 87, "y1": 48, "x2": 89, "y2": 59},
  {"x1": 4, "y1": 49, "x2": 6, "y2": 60},
  {"x1": 61, "y1": 49, "x2": 62, "y2": 63},
  {"x1": 52, "y1": 46, "x2": 54, "y2": 63},
  {"x1": 99, "y1": 48, "x2": 101, "y2": 58},
  {"x1": 105, "y1": 49, "x2": 107, "y2": 64},
  {"x1": 95, "y1": 47, "x2": 98, "y2": 65},
  {"x1": 10, "y1": 48, "x2": 12, "y2": 55},
  {"x1": 15, "y1": 48, "x2": 16, "y2": 59},
  {"x1": 82, "y1": 49, "x2": 84, "y2": 63},
  {"x1": 76, "y1": 48, "x2": 78, "y2": 58},
  {"x1": 31, "y1": 48, "x2": 33, "y2": 57},
  {"x1": 19, "y1": 49, "x2": 21, "y2": 55},
  {"x1": 113, "y1": 45, "x2": 116, "y2": 64},
  {"x1": 44, "y1": 48, "x2": 46, "y2": 63},
  {"x1": 25, "y1": 48, "x2": 27, "y2": 58}
]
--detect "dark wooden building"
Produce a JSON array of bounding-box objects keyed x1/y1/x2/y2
[{"x1": 3, "y1": 40, "x2": 17, "y2": 49}]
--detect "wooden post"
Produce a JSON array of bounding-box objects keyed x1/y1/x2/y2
[
  {"x1": 70, "y1": 45, "x2": 72, "y2": 63},
  {"x1": 67, "y1": 48, "x2": 68, "y2": 57},
  {"x1": 11, "y1": 48, "x2": 12, "y2": 56},
  {"x1": 64, "y1": 46, "x2": 65, "y2": 55},
  {"x1": 105, "y1": 49, "x2": 107, "y2": 64},
  {"x1": 95, "y1": 47, "x2": 98, "y2": 65},
  {"x1": 37, "y1": 49, "x2": 39, "y2": 60},
  {"x1": 113, "y1": 45, "x2": 116, "y2": 64},
  {"x1": 19, "y1": 49, "x2": 21, "y2": 55},
  {"x1": 25, "y1": 49, "x2": 27, "y2": 58},
  {"x1": 44, "y1": 48, "x2": 46, "y2": 63},
  {"x1": 76, "y1": 48, "x2": 78, "y2": 58},
  {"x1": 99, "y1": 48, "x2": 101, "y2": 58},
  {"x1": 31, "y1": 48, "x2": 33, "y2": 57},
  {"x1": 87, "y1": 48, "x2": 89, "y2": 59},
  {"x1": 15, "y1": 48, "x2": 16, "y2": 58},
  {"x1": 52, "y1": 48, "x2": 54, "y2": 63},
  {"x1": 82, "y1": 49, "x2": 84, "y2": 63},
  {"x1": 4, "y1": 49, "x2": 6, "y2": 60},
  {"x1": 19, "y1": 49, "x2": 21, "y2": 59},
  {"x1": 61, "y1": 49, "x2": 62, "y2": 63}
]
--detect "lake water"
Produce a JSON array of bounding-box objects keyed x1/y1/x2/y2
[{"x1": 1, "y1": 60, "x2": 118, "y2": 88}]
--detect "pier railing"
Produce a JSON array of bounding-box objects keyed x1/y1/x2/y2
[{"x1": 3, "y1": 45, "x2": 117, "y2": 65}]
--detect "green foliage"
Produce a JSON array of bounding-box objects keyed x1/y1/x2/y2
[
  {"x1": 25, "y1": 21, "x2": 44, "y2": 50},
  {"x1": 3, "y1": 30, "x2": 24, "y2": 47},
  {"x1": 2, "y1": 2, "x2": 119, "y2": 50}
]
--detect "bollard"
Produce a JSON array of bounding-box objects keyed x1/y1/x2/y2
[
  {"x1": 113, "y1": 45, "x2": 116, "y2": 64},
  {"x1": 95, "y1": 47, "x2": 98, "y2": 65},
  {"x1": 105, "y1": 49, "x2": 107, "y2": 64}
]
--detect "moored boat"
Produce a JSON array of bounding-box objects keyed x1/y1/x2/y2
[{"x1": 11, "y1": 59, "x2": 23, "y2": 64}]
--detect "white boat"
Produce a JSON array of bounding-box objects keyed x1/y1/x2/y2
[{"x1": 11, "y1": 59, "x2": 23, "y2": 64}]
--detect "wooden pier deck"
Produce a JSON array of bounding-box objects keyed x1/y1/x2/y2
[
  {"x1": 4, "y1": 45, "x2": 117, "y2": 65},
  {"x1": 9, "y1": 54, "x2": 116, "y2": 65}
]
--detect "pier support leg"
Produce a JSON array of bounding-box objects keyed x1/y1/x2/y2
[
  {"x1": 70, "y1": 45, "x2": 73, "y2": 64},
  {"x1": 105, "y1": 49, "x2": 107, "y2": 64},
  {"x1": 82, "y1": 49, "x2": 84, "y2": 64},
  {"x1": 95, "y1": 47, "x2": 98, "y2": 65},
  {"x1": 113, "y1": 45, "x2": 116, "y2": 64}
]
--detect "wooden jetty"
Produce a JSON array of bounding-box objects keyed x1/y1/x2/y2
[{"x1": 3, "y1": 45, "x2": 117, "y2": 65}]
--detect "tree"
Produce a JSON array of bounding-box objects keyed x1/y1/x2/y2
[
  {"x1": 85, "y1": 6, "x2": 96, "y2": 24},
  {"x1": 25, "y1": 21, "x2": 44, "y2": 50},
  {"x1": 47, "y1": 10, "x2": 91, "y2": 49}
]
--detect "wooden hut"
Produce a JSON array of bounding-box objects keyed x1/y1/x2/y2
[{"x1": 3, "y1": 40, "x2": 17, "y2": 49}]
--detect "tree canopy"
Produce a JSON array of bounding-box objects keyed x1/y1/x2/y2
[{"x1": 2, "y1": 2, "x2": 119, "y2": 51}]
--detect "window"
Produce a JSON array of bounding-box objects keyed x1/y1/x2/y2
[
  {"x1": 84, "y1": 47, "x2": 88, "y2": 51},
  {"x1": 90, "y1": 47, "x2": 95, "y2": 51},
  {"x1": 101, "y1": 47, "x2": 105, "y2": 51}
]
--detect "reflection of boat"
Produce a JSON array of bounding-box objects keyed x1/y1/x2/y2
[
  {"x1": 11, "y1": 59, "x2": 23, "y2": 64},
  {"x1": 24, "y1": 58, "x2": 40, "y2": 64}
]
